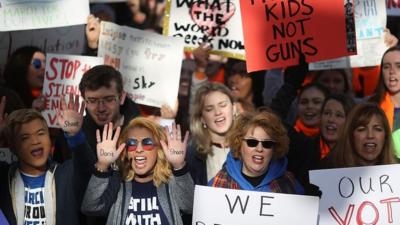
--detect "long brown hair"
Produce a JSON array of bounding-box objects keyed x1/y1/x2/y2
[{"x1": 333, "y1": 103, "x2": 397, "y2": 167}]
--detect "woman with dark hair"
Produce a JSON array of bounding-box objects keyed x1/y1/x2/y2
[
  {"x1": 325, "y1": 103, "x2": 398, "y2": 168},
  {"x1": 370, "y1": 45, "x2": 400, "y2": 158},
  {"x1": 313, "y1": 69, "x2": 351, "y2": 96},
  {"x1": 3, "y1": 46, "x2": 45, "y2": 109},
  {"x1": 210, "y1": 111, "x2": 303, "y2": 194}
]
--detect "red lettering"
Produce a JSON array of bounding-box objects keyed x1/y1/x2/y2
[
  {"x1": 380, "y1": 197, "x2": 400, "y2": 223},
  {"x1": 73, "y1": 60, "x2": 81, "y2": 80},
  {"x1": 356, "y1": 201, "x2": 379, "y2": 225},
  {"x1": 59, "y1": 58, "x2": 69, "y2": 79},
  {"x1": 329, "y1": 204, "x2": 354, "y2": 225},
  {"x1": 47, "y1": 112, "x2": 57, "y2": 126},
  {"x1": 46, "y1": 58, "x2": 58, "y2": 81}
]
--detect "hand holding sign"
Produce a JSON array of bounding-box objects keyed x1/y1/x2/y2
[
  {"x1": 95, "y1": 122, "x2": 125, "y2": 172},
  {"x1": 56, "y1": 93, "x2": 85, "y2": 136},
  {"x1": 86, "y1": 15, "x2": 101, "y2": 49},
  {"x1": 160, "y1": 123, "x2": 189, "y2": 170}
]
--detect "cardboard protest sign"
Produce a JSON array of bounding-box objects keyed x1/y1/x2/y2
[
  {"x1": 192, "y1": 185, "x2": 319, "y2": 225},
  {"x1": 0, "y1": 25, "x2": 86, "y2": 76},
  {"x1": 99, "y1": 21, "x2": 183, "y2": 108},
  {"x1": 0, "y1": 0, "x2": 89, "y2": 31},
  {"x1": 42, "y1": 54, "x2": 103, "y2": 128},
  {"x1": 310, "y1": 0, "x2": 387, "y2": 69},
  {"x1": 163, "y1": 0, "x2": 245, "y2": 60},
  {"x1": 239, "y1": 0, "x2": 356, "y2": 72},
  {"x1": 310, "y1": 164, "x2": 400, "y2": 225}
]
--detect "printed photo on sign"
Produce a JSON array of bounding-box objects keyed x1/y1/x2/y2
[
  {"x1": 192, "y1": 185, "x2": 319, "y2": 225},
  {"x1": 0, "y1": 0, "x2": 90, "y2": 31},
  {"x1": 163, "y1": 0, "x2": 245, "y2": 60},
  {"x1": 42, "y1": 54, "x2": 103, "y2": 127},
  {"x1": 99, "y1": 21, "x2": 183, "y2": 108},
  {"x1": 309, "y1": 164, "x2": 400, "y2": 225},
  {"x1": 239, "y1": 0, "x2": 354, "y2": 72}
]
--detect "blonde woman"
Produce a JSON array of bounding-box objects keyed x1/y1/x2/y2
[{"x1": 81, "y1": 118, "x2": 194, "y2": 225}]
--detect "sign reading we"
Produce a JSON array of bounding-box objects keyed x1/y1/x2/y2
[
  {"x1": 310, "y1": 164, "x2": 400, "y2": 225},
  {"x1": 240, "y1": 0, "x2": 355, "y2": 72},
  {"x1": 163, "y1": 0, "x2": 245, "y2": 60}
]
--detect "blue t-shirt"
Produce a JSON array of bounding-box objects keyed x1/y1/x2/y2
[
  {"x1": 125, "y1": 180, "x2": 169, "y2": 225},
  {"x1": 20, "y1": 172, "x2": 46, "y2": 225}
]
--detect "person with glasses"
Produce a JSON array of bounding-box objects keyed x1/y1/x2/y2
[
  {"x1": 3, "y1": 46, "x2": 46, "y2": 110},
  {"x1": 81, "y1": 118, "x2": 194, "y2": 225},
  {"x1": 209, "y1": 111, "x2": 303, "y2": 194}
]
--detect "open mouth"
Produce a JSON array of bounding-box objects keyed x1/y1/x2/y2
[
  {"x1": 364, "y1": 143, "x2": 377, "y2": 151},
  {"x1": 31, "y1": 148, "x2": 44, "y2": 157},
  {"x1": 215, "y1": 117, "x2": 226, "y2": 126},
  {"x1": 304, "y1": 112, "x2": 316, "y2": 120},
  {"x1": 134, "y1": 156, "x2": 147, "y2": 168},
  {"x1": 252, "y1": 155, "x2": 264, "y2": 164}
]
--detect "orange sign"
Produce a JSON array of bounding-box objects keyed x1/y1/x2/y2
[{"x1": 240, "y1": 0, "x2": 356, "y2": 72}]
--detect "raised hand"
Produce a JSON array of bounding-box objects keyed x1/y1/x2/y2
[
  {"x1": 160, "y1": 124, "x2": 189, "y2": 170},
  {"x1": 86, "y1": 14, "x2": 101, "y2": 49},
  {"x1": 96, "y1": 122, "x2": 125, "y2": 171},
  {"x1": 56, "y1": 93, "x2": 85, "y2": 136}
]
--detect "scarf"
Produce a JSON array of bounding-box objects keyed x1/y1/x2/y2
[
  {"x1": 379, "y1": 92, "x2": 394, "y2": 130},
  {"x1": 294, "y1": 119, "x2": 320, "y2": 137}
]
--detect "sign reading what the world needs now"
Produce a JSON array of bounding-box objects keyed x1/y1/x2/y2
[
  {"x1": 192, "y1": 185, "x2": 319, "y2": 225},
  {"x1": 42, "y1": 54, "x2": 103, "y2": 128},
  {"x1": 163, "y1": 0, "x2": 246, "y2": 60},
  {"x1": 99, "y1": 21, "x2": 183, "y2": 108},
  {"x1": 239, "y1": 0, "x2": 356, "y2": 72},
  {"x1": 0, "y1": 0, "x2": 89, "y2": 31},
  {"x1": 310, "y1": 164, "x2": 400, "y2": 225}
]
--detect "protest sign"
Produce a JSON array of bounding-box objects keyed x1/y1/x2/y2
[
  {"x1": 89, "y1": 0, "x2": 125, "y2": 2},
  {"x1": 163, "y1": 0, "x2": 245, "y2": 60},
  {"x1": 239, "y1": 0, "x2": 355, "y2": 72},
  {"x1": 0, "y1": 25, "x2": 86, "y2": 75},
  {"x1": 192, "y1": 185, "x2": 319, "y2": 225},
  {"x1": 387, "y1": 0, "x2": 400, "y2": 16},
  {"x1": 99, "y1": 21, "x2": 183, "y2": 108},
  {"x1": 42, "y1": 54, "x2": 103, "y2": 128},
  {"x1": 310, "y1": 0, "x2": 387, "y2": 69},
  {"x1": 310, "y1": 164, "x2": 400, "y2": 225},
  {"x1": 0, "y1": 0, "x2": 89, "y2": 31}
]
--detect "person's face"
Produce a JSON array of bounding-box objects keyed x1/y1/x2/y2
[
  {"x1": 382, "y1": 50, "x2": 400, "y2": 95},
  {"x1": 298, "y1": 87, "x2": 325, "y2": 128},
  {"x1": 228, "y1": 62, "x2": 252, "y2": 101},
  {"x1": 15, "y1": 119, "x2": 51, "y2": 175},
  {"x1": 127, "y1": 0, "x2": 141, "y2": 13},
  {"x1": 201, "y1": 91, "x2": 234, "y2": 138},
  {"x1": 353, "y1": 115, "x2": 385, "y2": 166},
  {"x1": 241, "y1": 126, "x2": 274, "y2": 177},
  {"x1": 317, "y1": 71, "x2": 346, "y2": 94},
  {"x1": 27, "y1": 51, "x2": 45, "y2": 89},
  {"x1": 84, "y1": 81, "x2": 125, "y2": 127},
  {"x1": 321, "y1": 99, "x2": 346, "y2": 146},
  {"x1": 126, "y1": 127, "x2": 158, "y2": 183}
]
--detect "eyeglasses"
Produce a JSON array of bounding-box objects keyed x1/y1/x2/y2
[
  {"x1": 243, "y1": 138, "x2": 276, "y2": 149},
  {"x1": 126, "y1": 138, "x2": 156, "y2": 152},
  {"x1": 32, "y1": 58, "x2": 44, "y2": 69},
  {"x1": 85, "y1": 96, "x2": 119, "y2": 106}
]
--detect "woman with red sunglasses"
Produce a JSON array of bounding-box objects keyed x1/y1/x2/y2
[
  {"x1": 209, "y1": 111, "x2": 303, "y2": 194},
  {"x1": 81, "y1": 118, "x2": 194, "y2": 225}
]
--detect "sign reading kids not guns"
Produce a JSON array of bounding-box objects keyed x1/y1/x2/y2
[
  {"x1": 192, "y1": 185, "x2": 319, "y2": 225},
  {"x1": 310, "y1": 164, "x2": 400, "y2": 225},
  {"x1": 42, "y1": 54, "x2": 103, "y2": 128},
  {"x1": 163, "y1": 0, "x2": 246, "y2": 60},
  {"x1": 0, "y1": 0, "x2": 90, "y2": 31},
  {"x1": 239, "y1": 0, "x2": 356, "y2": 72},
  {"x1": 99, "y1": 21, "x2": 183, "y2": 108}
]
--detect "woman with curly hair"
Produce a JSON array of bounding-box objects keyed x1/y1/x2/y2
[
  {"x1": 210, "y1": 111, "x2": 303, "y2": 194},
  {"x1": 81, "y1": 118, "x2": 194, "y2": 225}
]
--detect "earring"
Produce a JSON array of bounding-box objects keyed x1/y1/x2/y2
[{"x1": 203, "y1": 123, "x2": 207, "y2": 128}]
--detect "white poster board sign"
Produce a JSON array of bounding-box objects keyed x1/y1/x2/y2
[
  {"x1": 0, "y1": 0, "x2": 90, "y2": 31},
  {"x1": 310, "y1": 164, "x2": 400, "y2": 225},
  {"x1": 99, "y1": 21, "x2": 183, "y2": 108},
  {"x1": 42, "y1": 54, "x2": 103, "y2": 128},
  {"x1": 310, "y1": 0, "x2": 387, "y2": 69},
  {"x1": 0, "y1": 25, "x2": 86, "y2": 75},
  {"x1": 163, "y1": 0, "x2": 245, "y2": 60},
  {"x1": 192, "y1": 185, "x2": 319, "y2": 225}
]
